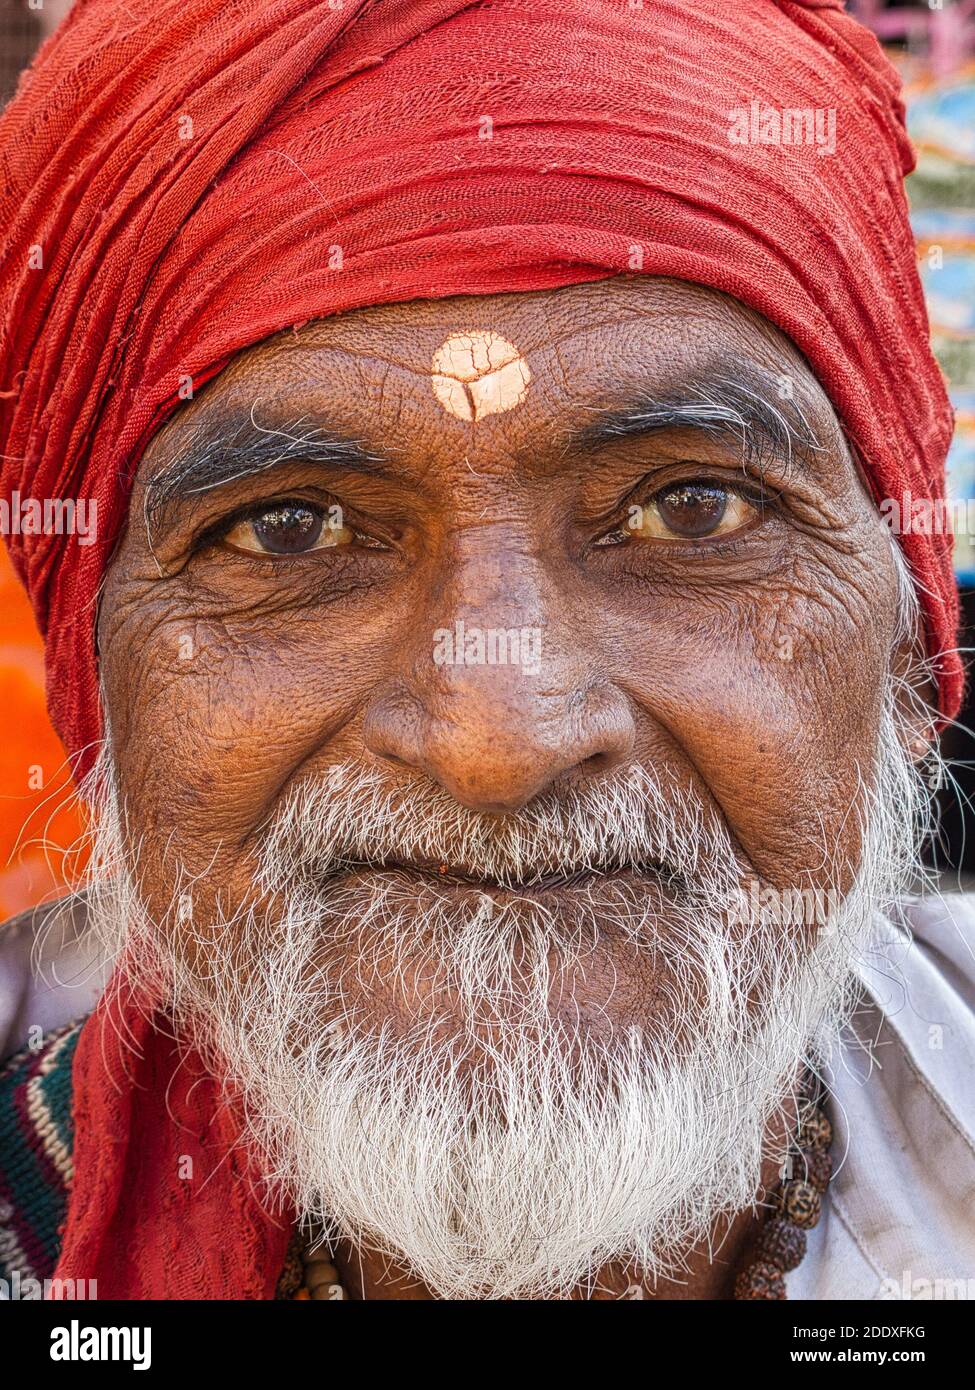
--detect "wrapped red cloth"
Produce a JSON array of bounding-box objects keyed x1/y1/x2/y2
[{"x1": 0, "y1": 0, "x2": 958, "y2": 1298}]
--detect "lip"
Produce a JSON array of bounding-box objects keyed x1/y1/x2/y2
[{"x1": 330, "y1": 858, "x2": 679, "y2": 896}]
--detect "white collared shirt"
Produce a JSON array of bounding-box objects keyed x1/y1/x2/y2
[{"x1": 789, "y1": 894, "x2": 975, "y2": 1299}]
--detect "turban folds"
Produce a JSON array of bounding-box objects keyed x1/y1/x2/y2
[{"x1": 0, "y1": 0, "x2": 961, "y2": 774}]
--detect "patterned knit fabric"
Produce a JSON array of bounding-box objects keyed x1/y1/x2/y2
[
  {"x1": 0, "y1": 1019, "x2": 302, "y2": 1298},
  {"x1": 0, "y1": 1020, "x2": 82, "y2": 1290}
]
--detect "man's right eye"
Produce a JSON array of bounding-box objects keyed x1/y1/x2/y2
[{"x1": 221, "y1": 502, "x2": 356, "y2": 556}]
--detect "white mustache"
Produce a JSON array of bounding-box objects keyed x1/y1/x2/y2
[{"x1": 257, "y1": 761, "x2": 742, "y2": 897}]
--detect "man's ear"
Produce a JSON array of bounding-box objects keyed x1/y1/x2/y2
[{"x1": 890, "y1": 605, "x2": 941, "y2": 766}]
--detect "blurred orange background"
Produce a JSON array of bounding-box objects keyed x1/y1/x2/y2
[{"x1": 0, "y1": 543, "x2": 85, "y2": 920}]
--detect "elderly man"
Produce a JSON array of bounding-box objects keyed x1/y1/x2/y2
[{"x1": 0, "y1": 0, "x2": 972, "y2": 1303}]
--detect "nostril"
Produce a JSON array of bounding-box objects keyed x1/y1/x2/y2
[
  {"x1": 364, "y1": 682, "x2": 635, "y2": 809},
  {"x1": 581, "y1": 750, "x2": 614, "y2": 775}
]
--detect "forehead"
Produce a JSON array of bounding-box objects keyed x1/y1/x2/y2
[{"x1": 138, "y1": 276, "x2": 843, "y2": 473}]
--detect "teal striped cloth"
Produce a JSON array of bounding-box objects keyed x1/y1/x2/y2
[{"x1": 0, "y1": 1020, "x2": 83, "y2": 1292}]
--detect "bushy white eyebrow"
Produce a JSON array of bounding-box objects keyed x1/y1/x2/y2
[{"x1": 576, "y1": 360, "x2": 824, "y2": 474}]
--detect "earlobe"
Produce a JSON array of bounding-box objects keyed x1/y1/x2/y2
[
  {"x1": 892, "y1": 667, "x2": 943, "y2": 795},
  {"x1": 897, "y1": 683, "x2": 939, "y2": 766},
  {"x1": 890, "y1": 635, "x2": 939, "y2": 768},
  {"x1": 908, "y1": 735, "x2": 930, "y2": 762}
]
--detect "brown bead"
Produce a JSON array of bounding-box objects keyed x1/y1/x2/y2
[
  {"x1": 781, "y1": 1178, "x2": 822, "y2": 1229},
  {"x1": 797, "y1": 1102, "x2": 832, "y2": 1152},
  {"x1": 734, "y1": 1260, "x2": 787, "y2": 1300},
  {"x1": 754, "y1": 1217, "x2": 807, "y2": 1271},
  {"x1": 800, "y1": 1145, "x2": 833, "y2": 1194}
]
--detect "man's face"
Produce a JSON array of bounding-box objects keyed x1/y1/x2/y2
[{"x1": 93, "y1": 276, "x2": 917, "y2": 1294}]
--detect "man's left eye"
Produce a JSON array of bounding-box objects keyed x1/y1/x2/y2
[
  {"x1": 598, "y1": 482, "x2": 760, "y2": 546},
  {"x1": 221, "y1": 503, "x2": 357, "y2": 556}
]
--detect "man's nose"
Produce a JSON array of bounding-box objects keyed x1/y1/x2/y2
[{"x1": 362, "y1": 626, "x2": 635, "y2": 814}]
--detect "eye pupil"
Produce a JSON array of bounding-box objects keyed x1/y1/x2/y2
[
  {"x1": 657, "y1": 484, "x2": 727, "y2": 538},
  {"x1": 253, "y1": 504, "x2": 323, "y2": 554}
]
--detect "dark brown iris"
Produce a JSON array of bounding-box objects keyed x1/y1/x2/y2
[
  {"x1": 656, "y1": 483, "x2": 728, "y2": 538},
  {"x1": 251, "y1": 504, "x2": 324, "y2": 554}
]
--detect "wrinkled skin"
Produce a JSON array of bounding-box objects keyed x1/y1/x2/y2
[{"x1": 96, "y1": 277, "x2": 925, "y2": 1298}]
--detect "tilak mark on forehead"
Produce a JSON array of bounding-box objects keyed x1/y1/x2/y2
[{"x1": 431, "y1": 330, "x2": 531, "y2": 422}]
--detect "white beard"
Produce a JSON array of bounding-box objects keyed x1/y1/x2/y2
[{"x1": 81, "y1": 687, "x2": 926, "y2": 1300}]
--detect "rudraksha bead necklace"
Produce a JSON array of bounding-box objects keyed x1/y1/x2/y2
[{"x1": 733, "y1": 1076, "x2": 833, "y2": 1300}]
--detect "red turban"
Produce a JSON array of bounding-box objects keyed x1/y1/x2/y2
[
  {"x1": 0, "y1": 0, "x2": 960, "y2": 1299},
  {"x1": 0, "y1": 0, "x2": 961, "y2": 776}
]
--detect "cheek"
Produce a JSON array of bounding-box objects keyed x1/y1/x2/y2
[
  {"x1": 97, "y1": 579, "x2": 414, "y2": 905},
  {"x1": 613, "y1": 571, "x2": 892, "y2": 894}
]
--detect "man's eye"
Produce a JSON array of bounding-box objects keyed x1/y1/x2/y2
[
  {"x1": 600, "y1": 482, "x2": 760, "y2": 546},
  {"x1": 221, "y1": 503, "x2": 357, "y2": 556}
]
